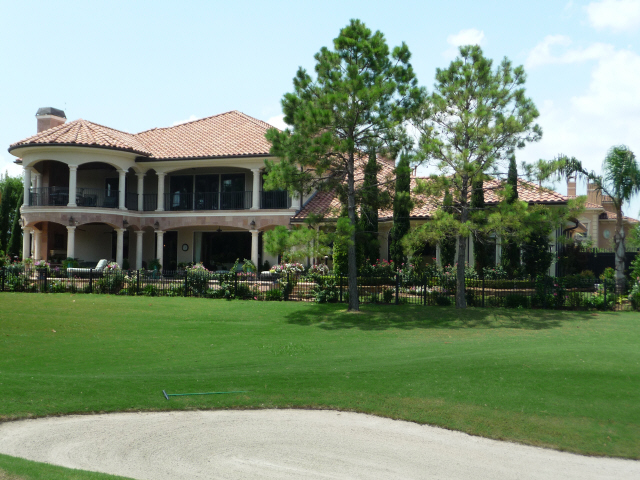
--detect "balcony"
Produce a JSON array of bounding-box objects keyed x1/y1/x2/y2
[
  {"x1": 29, "y1": 187, "x2": 120, "y2": 209},
  {"x1": 164, "y1": 191, "x2": 253, "y2": 211},
  {"x1": 260, "y1": 190, "x2": 291, "y2": 209}
]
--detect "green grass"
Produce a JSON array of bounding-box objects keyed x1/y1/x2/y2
[
  {"x1": 0, "y1": 453, "x2": 134, "y2": 480},
  {"x1": 1, "y1": 293, "x2": 639, "y2": 462}
]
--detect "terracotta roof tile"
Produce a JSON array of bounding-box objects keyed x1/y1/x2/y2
[
  {"x1": 10, "y1": 119, "x2": 151, "y2": 156},
  {"x1": 136, "y1": 111, "x2": 274, "y2": 159},
  {"x1": 10, "y1": 110, "x2": 275, "y2": 159},
  {"x1": 294, "y1": 175, "x2": 569, "y2": 222}
]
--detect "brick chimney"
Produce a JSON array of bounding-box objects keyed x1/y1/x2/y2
[
  {"x1": 567, "y1": 175, "x2": 576, "y2": 198},
  {"x1": 587, "y1": 182, "x2": 602, "y2": 206},
  {"x1": 36, "y1": 107, "x2": 66, "y2": 133}
]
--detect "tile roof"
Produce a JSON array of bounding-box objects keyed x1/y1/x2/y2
[
  {"x1": 10, "y1": 119, "x2": 151, "y2": 156},
  {"x1": 135, "y1": 111, "x2": 274, "y2": 159},
  {"x1": 294, "y1": 175, "x2": 568, "y2": 222},
  {"x1": 10, "y1": 111, "x2": 275, "y2": 159},
  {"x1": 598, "y1": 210, "x2": 640, "y2": 223}
]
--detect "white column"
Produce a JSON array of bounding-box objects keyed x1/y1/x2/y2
[
  {"x1": 136, "y1": 173, "x2": 145, "y2": 211},
  {"x1": 115, "y1": 228, "x2": 125, "y2": 267},
  {"x1": 23, "y1": 168, "x2": 31, "y2": 206},
  {"x1": 156, "y1": 173, "x2": 166, "y2": 211},
  {"x1": 251, "y1": 168, "x2": 261, "y2": 210},
  {"x1": 135, "y1": 231, "x2": 144, "y2": 270},
  {"x1": 66, "y1": 226, "x2": 76, "y2": 259},
  {"x1": 118, "y1": 170, "x2": 127, "y2": 210},
  {"x1": 33, "y1": 172, "x2": 42, "y2": 206},
  {"x1": 67, "y1": 165, "x2": 78, "y2": 207},
  {"x1": 34, "y1": 230, "x2": 42, "y2": 260},
  {"x1": 22, "y1": 227, "x2": 31, "y2": 260},
  {"x1": 290, "y1": 192, "x2": 301, "y2": 210},
  {"x1": 495, "y1": 235, "x2": 502, "y2": 266},
  {"x1": 156, "y1": 230, "x2": 164, "y2": 270},
  {"x1": 250, "y1": 229, "x2": 259, "y2": 267}
]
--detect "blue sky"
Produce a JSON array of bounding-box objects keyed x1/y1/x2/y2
[{"x1": 1, "y1": 0, "x2": 639, "y2": 215}]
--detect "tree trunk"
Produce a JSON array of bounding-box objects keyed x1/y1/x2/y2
[
  {"x1": 347, "y1": 158, "x2": 359, "y2": 312},
  {"x1": 456, "y1": 198, "x2": 469, "y2": 309},
  {"x1": 614, "y1": 209, "x2": 626, "y2": 294}
]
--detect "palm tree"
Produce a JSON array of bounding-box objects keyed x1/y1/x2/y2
[{"x1": 547, "y1": 146, "x2": 640, "y2": 291}]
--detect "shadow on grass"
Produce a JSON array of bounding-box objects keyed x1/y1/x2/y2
[{"x1": 284, "y1": 304, "x2": 600, "y2": 331}]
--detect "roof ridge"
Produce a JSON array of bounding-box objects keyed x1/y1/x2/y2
[{"x1": 133, "y1": 110, "x2": 276, "y2": 135}]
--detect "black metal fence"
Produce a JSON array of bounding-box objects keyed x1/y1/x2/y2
[{"x1": 1, "y1": 266, "x2": 633, "y2": 311}]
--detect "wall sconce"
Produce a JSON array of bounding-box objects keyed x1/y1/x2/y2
[
  {"x1": 19, "y1": 217, "x2": 24, "y2": 227},
  {"x1": 216, "y1": 227, "x2": 222, "y2": 233},
  {"x1": 249, "y1": 219, "x2": 256, "y2": 229},
  {"x1": 68, "y1": 216, "x2": 75, "y2": 226},
  {"x1": 123, "y1": 219, "x2": 129, "y2": 228},
  {"x1": 154, "y1": 221, "x2": 160, "y2": 231}
]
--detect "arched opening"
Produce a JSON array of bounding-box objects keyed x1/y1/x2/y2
[
  {"x1": 76, "y1": 163, "x2": 119, "y2": 208},
  {"x1": 29, "y1": 160, "x2": 69, "y2": 206}
]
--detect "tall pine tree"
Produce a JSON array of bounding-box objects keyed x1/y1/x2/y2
[
  {"x1": 358, "y1": 149, "x2": 381, "y2": 263},
  {"x1": 7, "y1": 192, "x2": 23, "y2": 258},
  {"x1": 390, "y1": 153, "x2": 413, "y2": 266},
  {"x1": 502, "y1": 154, "x2": 521, "y2": 278},
  {"x1": 470, "y1": 178, "x2": 488, "y2": 275},
  {"x1": 440, "y1": 189, "x2": 457, "y2": 267}
]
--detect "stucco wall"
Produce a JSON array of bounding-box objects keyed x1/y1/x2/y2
[{"x1": 75, "y1": 224, "x2": 113, "y2": 264}]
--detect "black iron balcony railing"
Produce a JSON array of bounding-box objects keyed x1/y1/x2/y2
[
  {"x1": 260, "y1": 190, "x2": 291, "y2": 209},
  {"x1": 164, "y1": 191, "x2": 253, "y2": 211},
  {"x1": 143, "y1": 194, "x2": 158, "y2": 211},
  {"x1": 125, "y1": 192, "x2": 138, "y2": 210},
  {"x1": 28, "y1": 187, "x2": 120, "y2": 209}
]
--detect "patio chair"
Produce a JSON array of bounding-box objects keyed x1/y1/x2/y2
[{"x1": 67, "y1": 259, "x2": 109, "y2": 277}]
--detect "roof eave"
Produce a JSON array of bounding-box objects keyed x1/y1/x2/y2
[
  {"x1": 8, "y1": 142, "x2": 151, "y2": 157},
  {"x1": 135, "y1": 153, "x2": 271, "y2": 162}
]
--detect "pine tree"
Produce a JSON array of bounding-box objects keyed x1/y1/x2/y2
[
  {"x1": 502, "y1": 155, "x2": 521, "y2": 277},
  {"x1": 7, "y1": 192, "x2": 22, "y2": 258},
  {"x1": 440, "y1": 189, "x2": 457, "y2": 267},
  {"x1": 470, "y1": 178, "x2": 488, "y2": 275},
  {"x1": 264, "y1": 19, "x2": 421, "y2": 311},
  {"x1": 412, "y1": 46, "x2": 541, "y2": 307},
  {"x1": 358, "y1": 149, "x2": 381, "y2": 264},
  {"x1": 390, "y1": 153, "x2": 413, "y2": 266},
  {"x1": 0, "y1": 182, "x2": 13, "y2": 252}
]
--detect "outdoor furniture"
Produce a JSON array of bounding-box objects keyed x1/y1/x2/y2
[{"x1": 67, "y1": 259, "x2": 109, "y2": 277}]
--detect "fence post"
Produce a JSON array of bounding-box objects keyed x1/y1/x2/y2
[
  {"x1": 1, "y1": 267, "x2": 4, "y2": 292},
  {"x1": 137, "y1": 269, "x2": 140, "y2": 295},
  {"x1": 43, "y1": 269, "x2": 48, "y2": 293},
  {"x1": 284, "y1": 271, "x2": 289, "y2": 301},
  {"x1": 482, "y1": 276, "x2": 485, "y2": 308},
  {"x1": 183, "y1": 271, "x2": 188, "y2": 297},
  {"x1": 395, "y1": 273, "x2": 400, "y2": 305},
  {"x1": 423, "y1": 274, "x2": 427, "y2": 306},
  {"x1": 89, "y1": 269, "x2": 93, "y2": 293}
]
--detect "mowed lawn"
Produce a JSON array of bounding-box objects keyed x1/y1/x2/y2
[{"x1": 0, "y1": 293, "x2": 639, "y2": 461}]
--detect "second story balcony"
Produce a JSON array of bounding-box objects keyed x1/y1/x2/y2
[{"x1": 30, "y1": 187, "x2": 121, "y2": 209}]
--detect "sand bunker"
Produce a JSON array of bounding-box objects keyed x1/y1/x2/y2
[{"x1": 0, "y1": 410, "x2": 638, "y2": 479}]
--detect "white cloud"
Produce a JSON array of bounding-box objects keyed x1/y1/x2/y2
[
  {"x1": 172, "y1": 115, "x2": 200, "y2": 126},
  {"x1": 526, "y1": 35, "x2": 614, "y2": 68},
  {"x1": 586, "y1": 0, "x2": 640, "y2": 32},
  {"x1": 520, "y1": 45, "x2": 640, "y2": 216},
  {"x1": 266, "y1": 114, "x2": 287, "y2": 130},
  {"x1": 443, "y1": 29, "x2": 485, "y2": 58}
]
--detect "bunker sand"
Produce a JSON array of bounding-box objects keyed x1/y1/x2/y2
[{"x1": 0, "y1": 410, "x2": 638, "y2": 480}]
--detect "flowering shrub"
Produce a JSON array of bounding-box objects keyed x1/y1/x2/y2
[
  {"x1": 185, "y1": 262, "x2": 211, "y2": 296},
  {"x1": 34, "y1": 260, "x2": 50, "y2": 270},
  {"x1": 360, "y1": 259, "x2": 395, "y2": 277},
  {"x1": 628, "y1": 278, "x2": 640, "y2": 310},
  {"x1": 270, "y1": 263, "x2": 305, "y2": 274},
  {"x1": 308, "y1": 263, "x2": 329, "y2": 275},
  {"x1": 104, "y1": 262, "x2": 121, "y2": 272}
]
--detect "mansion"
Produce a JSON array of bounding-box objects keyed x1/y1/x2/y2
[{"x1": 10, "y1": 107, "x2": 637, "y2": 273}]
